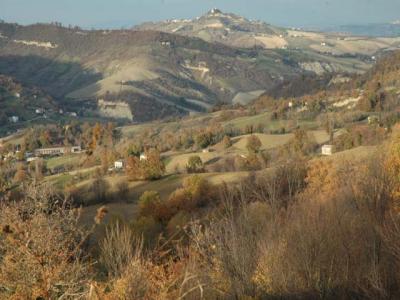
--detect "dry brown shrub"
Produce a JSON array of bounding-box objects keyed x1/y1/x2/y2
[
  {"x1": 188, "y1": 187, "x2": 264, "y2": 298},
  {"x1": 0, "y1": 182, "x2": 92, "y2": 299},
  {"x1": 100, "y1": 221, "x2": 141, "y2": 278}
]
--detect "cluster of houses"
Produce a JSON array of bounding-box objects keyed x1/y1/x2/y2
[
  {"x1": 7, "y1": 108, "x2": 78, "y2": 125},
  {"x1": 1, "y1": 145, "x2": 83, "y2": 162}
]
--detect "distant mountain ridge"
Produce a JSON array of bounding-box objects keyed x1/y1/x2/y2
[
  {"x1": 325, "y1": 22, "x2": 400, "y2": 37},
  {"x1": 134, "y1": 9, "x2": 286, "y2": 49},
  {"x1": 134, "y1": 9, "x2": 400, "y2": 54}
]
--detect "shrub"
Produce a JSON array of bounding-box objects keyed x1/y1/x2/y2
[
  {"x1": 91, "y1": 170, "x2": 110, "y2": 203},
  {"x1": 142, "y1": 149, "x2": 165, "y2": 180},
  {"x1": 116, "y1": 179, "x2": 129, "y2": 201},
  {"x1": 131, "y1": 216, "x2": 163, "y2": 246},
  {"x1": 246, "y1": 135, "x2": 262, "y2": 153},
  {"x1": 166, "y1": 211, "x2": 190, "y2": 237},
  {"x1": 100, "y1": 221, "x2": 140, "y2": 278},
  {"x1": 126, "y1": 149, "x2": 166, "y2": 181},
  {"x1": 0, "y1": 183, "x2": 92, "y2": 299},
  {"x1": 186, "y1": 155, "x2": 204, "y2": 173},
  {"x1": 13, "y1": 163, "x2": 26, "y2": 183},
  {"x1": 222, "y1": 135, "x2": 232, "y2": 148},
  {"x1": 163, "y1": 176, "x2": 214, "y2": 222},
  {"x1": 138, "y1": 191, "x2": 162, "y2": 218}
]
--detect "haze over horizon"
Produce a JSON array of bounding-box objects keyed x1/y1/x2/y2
[{"x1": 1, "y1": 0, "x2": 400, "y2": 30}]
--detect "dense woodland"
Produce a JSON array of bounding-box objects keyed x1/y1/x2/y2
[{"x1": 1, "y1": 49, "x2": 400, "y2": 299}]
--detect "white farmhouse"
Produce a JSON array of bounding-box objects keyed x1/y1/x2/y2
[
  {"x1": 140, "y1": 153, "x2": 148, "y2": 161},
  {"x1": 9, "y1": 116, "x2": 19, "y2": 123},
  {"x1": 27, "y1": 157, "x2": 39, "y2": 163},
  {"x1": 321, "y1": 145, "x2": 335, "y2": 156},
  {"x1": 114, "y1": 160, "x2": 124, "y2": 169},
  {"x1": 71, "y1": 146, "x2": 82, "y2": 153}
]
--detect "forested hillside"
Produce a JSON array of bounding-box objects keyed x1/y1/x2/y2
[{"x1": 0, "y1": 15, "x2": 387, "y2": 124}]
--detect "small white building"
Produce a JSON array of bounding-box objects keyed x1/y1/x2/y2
[
  {"x1": 139, "y1": 153, "x2": 148, "y2": 161},
  {"x1": 202, "y1": 148, "x2": 210, "y2": 153},
  {"x1": 35, "y1": 108, "x2": 45, "y2": 114},
  {"x1": 321, "y1": 145, "x2": 335, "y2": 156},
  {"x1": 71, "y1": 146, "x2": 82, "y2": 153},
  {"x1": 9, "y1": 116, "x2": 19, "y2": 123},
  {"x1": 27, "y1": 157, "x2": 39, "y2": 163},
  {"x1": 114, "y1": 160, "x2": 124, "y2": 169}
]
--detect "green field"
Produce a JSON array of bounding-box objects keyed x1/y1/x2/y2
[{"x1": 46, "y1": 154, "x2": 83, "y2": 170}]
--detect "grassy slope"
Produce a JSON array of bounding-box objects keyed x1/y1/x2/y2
[
  {"x1": 222, "y1": 112, "x2": 318, "y2": 131},
  {"x1": 46, "y1": 154, "x2": 83, "y2": 170}
]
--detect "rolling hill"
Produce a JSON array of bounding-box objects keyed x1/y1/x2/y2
[
  {"x1": 0, "y1": 10, "x2": 398, "y2": 124},
  {"x1": 135, "y1": 9, "x2": 400, "y2": 56},
  {"x1": 0, "y1": 22, "x2": 305, "y2": 121}
]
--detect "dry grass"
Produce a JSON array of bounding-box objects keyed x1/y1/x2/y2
[
  {"x1": 166, "y1": 152, "x2": 220, "y2": 173},
  {"x1": 327, "y1": 145, "x2": 376, "y2": 161},
  {"x1": 232, "y1": 133, "x2": 294, "y2": 151}
]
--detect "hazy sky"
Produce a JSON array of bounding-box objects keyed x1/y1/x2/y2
[{"x1": 1, "y1": 0, "x2": 400, "y2": 29}]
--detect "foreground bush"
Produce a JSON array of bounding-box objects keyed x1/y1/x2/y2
[{"x1": 0, "y1": 183, "x2": 92, "y2": 299}]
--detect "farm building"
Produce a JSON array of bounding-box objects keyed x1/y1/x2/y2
[
  {"x1": 321, "y1": 145, "x2": 335, "y2": 156},
  {"x1": 26, "y1": 157, "x2": 39, "y2": 163},
  {"x1": 71, "y1": 146, "x2": 82, "y2": 153},
  {"x1": 35, "y1": 147, "x2": 66, "y2": 156},
  {"x1": 34, "y1": 146, "x2": 82, "y2": 157},
  {"x1": 9, "y1": 116, "x2": 19, "y2": 123},
  {"x1": 114, "y1": 160, "x2": 124, "y2": 169}
]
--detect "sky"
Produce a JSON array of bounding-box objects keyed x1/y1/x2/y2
[{"x1": 1, "y1": 0, "x2": 400, "y2": 29}]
